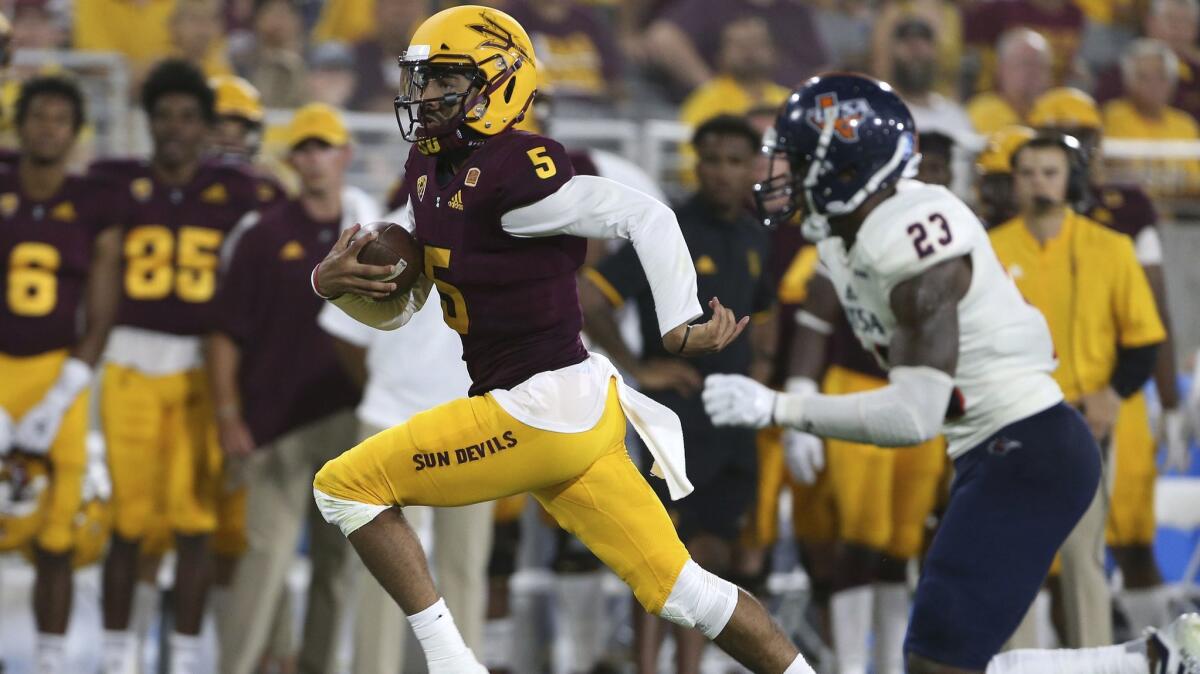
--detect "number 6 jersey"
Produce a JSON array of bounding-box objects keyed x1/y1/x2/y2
[
  {"x1": 0, "y1": 170, "x2": 116, "y2": 356},
  {"x1": 816, "y1": 179, "x2": 1062, "y2": 457}
]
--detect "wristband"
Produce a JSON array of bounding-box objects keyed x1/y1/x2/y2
[
  {"x1": 311, "y1": 263, "x2": 336, "y2": 300},
  {"x1": 677, "y1": 324, "x2": 694, "y2": 354}
]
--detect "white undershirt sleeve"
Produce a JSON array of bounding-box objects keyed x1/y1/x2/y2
[
  {"x1": 775, "y1": 366, "x2": 953, "y2": 446},
  {"x1": 501, "y1": 175, "x2": 703, "y2": 335},
  {"x1": 1133, "y1": 227, "x2": 1163, "y2": 267}
]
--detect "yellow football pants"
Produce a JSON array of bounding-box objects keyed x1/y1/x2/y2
[
  {"x1": 1106, "y1": 391, "x2": 1157, "y2": 546},
  {"x1": 101, "y1": 363, "x2": 220, "y2": 540},
  {"x1": 823, "y1": 366, "x2": 947, "y2": 560},
  {"x1": 0, "y1": 349, "x2": 87, "y2": 554},
  {"x1": 749, "y1": 427, "x2": 838, "y2": 548},
  {"x1": 314, "y1": 380, "x2": 690, "y2": 614}
]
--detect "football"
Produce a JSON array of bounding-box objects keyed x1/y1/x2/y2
[{"x1": 354, "y1": 221, "x2": 422, "y2": 299}]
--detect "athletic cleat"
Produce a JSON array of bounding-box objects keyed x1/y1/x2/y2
[{"x1": 1148, "y1": 613, "x2": 1200, "y2": 674}]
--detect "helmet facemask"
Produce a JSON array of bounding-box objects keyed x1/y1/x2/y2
[
  {"x1": 753, "y1": 127, "x2": 803, "y2": 229},
  {"x1": 395, "y1": 49, "x2": 531, "y2": 155}
]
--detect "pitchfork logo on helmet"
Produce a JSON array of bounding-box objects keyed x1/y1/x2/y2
[{"x1": 755, "y1": 74, "x2": 921, "y2": 241}]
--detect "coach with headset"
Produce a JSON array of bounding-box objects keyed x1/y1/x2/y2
[{"x1": 988, "y1": 133, "x2": 1166, "y2": 647}]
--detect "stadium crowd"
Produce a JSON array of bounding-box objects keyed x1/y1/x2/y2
[{"x1": 1, "y1": 0, "x2": 1200, "y2": 673}]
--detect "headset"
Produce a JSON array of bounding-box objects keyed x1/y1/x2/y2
[{"x1": 1010, "y1": 132, "x2": 1090, "y2": 209}]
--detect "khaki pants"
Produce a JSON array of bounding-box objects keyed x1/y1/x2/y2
[
  {"x1": 349, "y1": 421, "x2": 495, "y2": 674},
  {"x1": 218, "y1": 410, "x2": 358, "y2": 674},
  {"x1": 1008, "y1": 440, "x2": 1114, "y2": 648}
]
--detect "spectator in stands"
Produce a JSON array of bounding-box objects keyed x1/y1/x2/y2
[
  {"x1": 170, "y1": 0, "x2": 232, "y2": 79},
  {"x1": 888, "y1": 17, "x2": 971, "y2": 135},
  {"x1": 1103, "y1": 38, "x2": 1200, "y2": 196},
  {"x1": 963, "y1": 0, "x2": 1084, "y2": 93},
  {"x1": 811, "y1": 0, "x2": 874, "y2": 73},
  {"x1": 73, "y1": 0, "x2": 177, "y2": 90},
  {"x1": 11, "y1": 0, "x2": 66, "y2": 51},
  {"x1": 504, "y1": 0, "x2": 623, "y2": 103},
  {"x1": 870, "y1": 0, "x2": 964, "y2": 98},
  {"x1": 232, "y1": 0, "x2": 307, "y2": 108},
  {"x1": 312, "y1": 0, "x2": 379, "y2": 45},
  {"x1": 679, "y1": 17, "x2": 789, "y2": 129},
  {"x1": 967, "y1": 28, "x2": 1053, "y2": 134},
  {"x1": 644, "y1": 0, "x2": 827, "y2": 99},
  {"x1": 347, "y1": 0, "x2": 425, "y2": 112},
  {"x1": 306, "y1": 42, "x2": 358, "y2": 110},
  {"x1": 1095, "y1": 0, "x2": 1200, "y2": 123}
]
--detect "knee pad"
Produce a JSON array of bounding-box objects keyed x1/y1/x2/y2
[
  {"x1": 657, "y1": 559, "x2": 739, "y2": 639},
  {"x1": 312, "y1": 487, "x2": 389, "y2": 537}
]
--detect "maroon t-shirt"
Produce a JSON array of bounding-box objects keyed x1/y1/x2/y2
[
  {"x1": 404, "y1": 131, "x2": 588, "y2": 396},
  {"x1": 214, "y1": 199, "x2": 359, "y2": 445},
  {"x1": 662, "y1": 0, "x2": 827, "y2": 87},
  {"x1": 91, "y1": 158, "x2": 278, "y2": 337},
  {"x1": 0, "y1": 169, "x2": 116, "y2": 356},
  {"x1": 1094, "y1": 56, "x2": 1200, "y2": 123},
  {"x1": 767, "y1": 221, "x2": 807, "y2": 389},
  {"x1": 1084, "y1": 182, "x2": 1157, "y2": 242}
]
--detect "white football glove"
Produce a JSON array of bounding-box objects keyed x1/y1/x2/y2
[
  {"x1": 14, "y1": 358, "x2": 91, "y2": 455},
  {"x1": 0, "y1": 406, "x2": 13, "y2": 456},
  {"x1": 1161, "y1": 407, "x2": 1192, "y2": 473},
  {"x1": 780, "y1": 378, "x2": 823, "y2": 484},
  {"x1": 703, "y1": 374, "x2": 777, "y2": 428},
  {"x1": 82, "y1": 437, "x2": 112, "y2": 503}
]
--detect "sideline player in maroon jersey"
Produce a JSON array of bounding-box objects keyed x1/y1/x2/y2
[
  {"x1": 0, "y1": 75, "x2": 121, "y2": 674},
  {"x1": 311, "y1": 6, "x2": 813, "y2": 674},
  {"x1": 92, "y1": 59, "x2": 276, "y2": 674}
]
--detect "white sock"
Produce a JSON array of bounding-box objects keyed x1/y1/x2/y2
[
  {"x1": 556, "y1": 571, "x2": 607, "y2": 670},
  {"x1": 36, "y1": 633, "x2": 67, "y2": 674},
  {"x1": 871, "y1": 582, "x2": 908, "y2": 674},
  {"x1": 831, "y1": 585, "x2": 873, "y2": 674},
  {"x1": 1119, "y1": 587, "x2": 1171, "y2": 633},
  {"x1": 168, "y1": 632, "x2": 201, "y2": 674},
  {"x1": 408, "y1": 597, "x2": 485, "y2": 672},
  {"x1": 103, "y1": 629, "x2": 139, "y2": 674},
  {"x1": 785, "y1": 653, "x2": 818, "y2": 674},
  {"x1": 130, "y1": 581, "x2": 159, "y2": 643},
  {"x1": 986, "y1": 642, "x2": 1148, "y2": 673},
  {"x1": 483, "y1": 616, "x2": 515, "y2": 668}
]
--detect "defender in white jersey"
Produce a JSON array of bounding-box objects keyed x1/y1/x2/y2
[{"x1": 702, "y1": 74, "x2": 1200, "y2": 674}]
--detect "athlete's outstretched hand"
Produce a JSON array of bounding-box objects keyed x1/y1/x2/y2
[
  {"x1": 663, "y1": 297, "x2": 749, "y2": 357},
  {"x1": 784, "y1": 429, "x2": 824, "y2": 485},
  {"x1": 313, "y1": 224, "x2": 399, "y2": 300},
  {"x1": 703, "y1": 373, "x2": 777, "y2": 428}
]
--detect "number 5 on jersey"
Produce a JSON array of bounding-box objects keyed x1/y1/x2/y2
[
  {"x1": 424, "y1": 245, "x2": 469, "y2": 335},
  {"x1": 527, "y1": 147, "x2": 557, "y2": 179}
]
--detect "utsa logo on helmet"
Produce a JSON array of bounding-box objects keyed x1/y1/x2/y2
[
  {"x1": 755, "y1": 74, "x2": 919, "y2": 240},
  {"x1": 807, "y1": 93, "x2": 874, "y2": 142}
]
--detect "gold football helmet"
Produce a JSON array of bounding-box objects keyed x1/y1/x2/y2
[
  {"x1": 976, "y1": 125, "x2": 1036, "y2": 176},
  {"x1": 1028, "y1": 87, "x2": 1102, "y2": 132},
  {"x1": 210, "y1": 75, "x2": 264, "y2": 124},
  {"x1": 394, "y1": 5, "x2": 537, "y2": 155}
]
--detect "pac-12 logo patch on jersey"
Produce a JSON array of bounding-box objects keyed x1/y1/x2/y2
[{"x1": 807, "y1": 93, "x2": 873, "y2": 142}]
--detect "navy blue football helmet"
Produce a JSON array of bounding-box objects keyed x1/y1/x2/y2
[{"x1": 755, "y1": 74, "x2": 921, "y2": 241}]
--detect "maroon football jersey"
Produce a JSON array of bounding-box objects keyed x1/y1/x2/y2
[
  {"x1": 91, "y1": 158, "x2": 277, "y2": 336},
  {"x1": 404, "y1": 131, "x2": 588, "y2": 395},
  {"x1": 0, "y1": 168, "x2": 116, "y2": 355},
  {"x1": 1084, "y1": 182, "x2": 1157, "y2": 245}
]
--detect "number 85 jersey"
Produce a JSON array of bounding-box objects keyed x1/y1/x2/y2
[
  {"x1": 816, "y1": 180, "x2": 1063, "y2": 458},
  {"x1": 91, "y1": 159, "x2": 278, "y2": 336}
]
